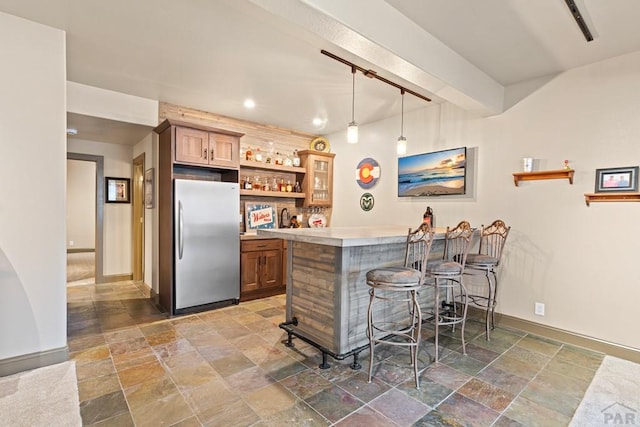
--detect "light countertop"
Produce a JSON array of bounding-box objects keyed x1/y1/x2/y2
[{"x1": 257, "y1": 226, "x2": 447, "y2": 247}]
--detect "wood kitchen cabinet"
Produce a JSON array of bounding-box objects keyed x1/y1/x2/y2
[
  {"x1": 240, "y1": 239, "x2": 285, "y2": 301},
  {"x1": 154, "y1": 119, "x2": 243, "y2": 315},
  {"x1": 298, "y1": 150, "x2": 335, "y2": 207},
  {"x1": 155, "y1": 119, "x2": 241, "y2": 171},
  {"x1": 174, "y1": 125, "x2": 240, "y2": 169}
]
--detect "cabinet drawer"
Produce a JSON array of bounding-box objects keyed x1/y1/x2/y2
[{"x1": 241, "y1": 239, "x2": 282, "y2": 252}]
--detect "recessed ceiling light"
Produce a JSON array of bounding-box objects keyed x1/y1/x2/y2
[
  {"x1": 66, "y1": 128, "x2": 78, "y2": 135},
  {"x1": 243, "y1": 99, "x2": 256, "y2": 109},
  {"x1": 312, "y1": 118, "x2": 323, "y2": 127}
]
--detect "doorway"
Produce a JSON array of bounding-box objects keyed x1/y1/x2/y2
[{"x1": 66, "y1": 153, "x2": 105, "y2": 285}]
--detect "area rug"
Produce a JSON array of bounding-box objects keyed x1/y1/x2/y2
[
  {"x1": 0, "y1": 361, "x2": 82, "y2": 426},
  {"x1": 570, "y1": 355, "x2": 640, "y2": 426}
]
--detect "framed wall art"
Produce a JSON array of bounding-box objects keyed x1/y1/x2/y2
[
  {"x1": 105, "y1": 177, "x2": 131, "y2": 203},
  {"x1": 144, "y1": 168, "x2": 154, "y2": 209},
  {"x1": 594, "y1": 166, "x2": 639, "y2": 193}
]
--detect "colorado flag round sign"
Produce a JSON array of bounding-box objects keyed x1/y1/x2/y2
[{"x1": 355, "y1": 157, "x2": 380, "y2": 189}]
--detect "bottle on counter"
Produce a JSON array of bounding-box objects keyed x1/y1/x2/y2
[
  {"x1": 286, "y1": 180, "x2": 293, "y2": 192},
  {"x1": 292, "y1": 149, "x2": 301, "y2": 167},
  {"x1": 284, "y1": 154, "x2": 293, "y2": 167},
  {"x1": 293, "y1": 181, "x2": 301, "y2": 193},
  {"x1": 255, "y1": 147, "x2": 263, "y2": 162},
  {"x1": 245, "y1": 147, "x2": 253, "y2": 161},
  {"x1": 423, "y1": 206, "x2": 434, "y2": 227}
]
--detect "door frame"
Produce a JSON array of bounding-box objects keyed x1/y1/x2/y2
[
  {"x1": 132, "y1": 154, "x2": 145, "y2": 282},
  {"x1": 67, "y1": 152, "x2": 105, "y2": 284}
]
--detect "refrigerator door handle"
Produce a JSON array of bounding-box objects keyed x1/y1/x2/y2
[{"x1": 178, "y1": 200, "x2": 184, "y2": 260}]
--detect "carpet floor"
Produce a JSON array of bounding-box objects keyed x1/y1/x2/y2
[
  {"x1": 570, "y1": 355, "x2": 640, "y2": 426},
  {"x1": 0, "y1": 361, "x2": 82, "y2": 426}
]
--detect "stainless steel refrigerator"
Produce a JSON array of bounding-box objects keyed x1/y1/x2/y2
[{"x1": 174, "y1": 179, "x2": 239, "y2": 312}]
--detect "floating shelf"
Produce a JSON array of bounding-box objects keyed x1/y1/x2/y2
[
  {"x1": 584, "y1": 192, "x2": 640, "y2": 206},
  {"x1": 512, "y1": 169, "x2": 574, "y2": 186},
  {"x1": 239, "y1": 160, "x2": 305, "y2": 174},
  {"x1": 240, "y1": 189, "x2": 305, "y2": 199}
]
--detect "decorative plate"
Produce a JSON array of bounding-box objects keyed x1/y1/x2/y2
[
  {"x1": 360, "y1": 193, "x2": 375, "y2": 212},
  {"x1": 310, "y1": 137, "x2": 330, "y2": 153},
  {"x1": 355, "y1": 157, "x2": 381, "y2": 189}
]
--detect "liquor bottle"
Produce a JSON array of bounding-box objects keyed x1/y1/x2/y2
[
  {"x1": 254, "y1": 147, "x2": 263, "y2": 162},
  {"x1": 245, "y1": 147, "x2": 253, "y2": 161},
  {"x1": 293, "y1": 181, "x2": 301, "y2": 193},
  {"x1": 423, "y1": 206, "x2": 434, "y2": 227},
  {"x1": 244, "y1": 176, "x2": 253, "y2": 190},
  {"x1": 292, "y1": 149, "x2": 301, "y2": 167}
]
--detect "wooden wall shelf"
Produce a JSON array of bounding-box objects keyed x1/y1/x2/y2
[
  {"x1": 240, "y1": 189, "x2": 305, "y2": 198},
  {"x1": 513, "y1": 169, "x2": 574, "y2": 186},
  {"x1": 584, "y1": 192, "x2": 640, "y2": 206},
  {"x1": 240, "y1": 160, "x2": 306, "y2": 174}
]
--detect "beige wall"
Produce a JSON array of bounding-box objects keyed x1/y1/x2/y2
[
  {"x1": 330, "y1": 51, "x2": 640, "y2": 351},
  {"x1": 0, "y1": 12, "x2": 67, "y2": 361}
]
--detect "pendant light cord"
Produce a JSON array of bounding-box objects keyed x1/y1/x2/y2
[
  {"x1": 400, "y1": 89, "x2": 405, "y2": 137},
  {"x1": 351, "y1": 66, "x2": 356, "y2": 122}
]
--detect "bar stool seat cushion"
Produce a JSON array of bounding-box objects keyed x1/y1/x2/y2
[
  {"x1": 466, "y1": 254, "x2": 498, "y2": 267},
  {"x1": 366, "y1": 266, "x2": 421, "y2": 285},
  {"x1": 426, "y1": 260, "x2": 463, "y2": 274}
]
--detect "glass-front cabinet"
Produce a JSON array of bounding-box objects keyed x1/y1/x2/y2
[{"x1": 298, "y1": 150, "x2": 335, "y2": 207}]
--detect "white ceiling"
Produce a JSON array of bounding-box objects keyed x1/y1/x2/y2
[{"x1": 2, "y1": 0, "x2": 640, "y2": 145}]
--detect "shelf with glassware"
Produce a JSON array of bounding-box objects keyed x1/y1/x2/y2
[
  {"x1": 239, "y1": 159, "x2": 306, "y2": 199},
  {"x1": 297, "y1": 150, "x2": 335, "y2": 207}
]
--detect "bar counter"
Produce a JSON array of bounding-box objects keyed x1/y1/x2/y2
[{"x1": 258, "y1": 226, "x2": 446, "y2": 365}]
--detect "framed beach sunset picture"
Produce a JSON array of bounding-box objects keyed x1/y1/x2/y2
[{"x1": 398, "y1": 147, "x2": 467, "y2": 197}]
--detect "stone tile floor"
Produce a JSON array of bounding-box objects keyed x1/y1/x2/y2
[{"x1": 67, "y1": 281, "x2": 603, "y2": 426}]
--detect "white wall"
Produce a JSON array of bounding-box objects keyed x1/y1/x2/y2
[
  {"x1": 67, "y1": 159, "x2": 96, "y2": 249},
  {"x1": 330, "y1": 51, "x2": 640, "y2": 351},
  {"x1": 68, "y1": 139, "x2": 133, "y2": 276},
  {"x1": 0, "y1": 12, "x2": 67, "y2": 360}
]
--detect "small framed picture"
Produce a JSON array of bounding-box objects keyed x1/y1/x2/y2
[
  {"x1": 106, "y1": 177, "x2": 131, "y2": 203},
  {"x1": 144, "y1": 169, "x2": 154, "y2": 209},
  {"x1": 594, "y1": 166, "x2": 639, "y2": 193}
]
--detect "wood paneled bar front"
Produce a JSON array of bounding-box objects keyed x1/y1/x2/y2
[{"x1": 257, "y1": 226, "x2": 446, "y2": 368}]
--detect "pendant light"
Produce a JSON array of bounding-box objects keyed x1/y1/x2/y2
[
  {"x1": 347, "y1": 66, "x2": 358, "y2": 144},
  {"x1": 397, "y1": 89, "x2": 407, "y2": 155}
]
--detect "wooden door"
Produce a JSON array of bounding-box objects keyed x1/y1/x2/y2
[
  {"x1": 175, "y1": 127, "x2": 208, "y2": 165},
  {"x1": 132, "y1": 154, "x2": 145, "y2": 282}
]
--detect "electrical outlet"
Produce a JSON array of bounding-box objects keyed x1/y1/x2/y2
[
  {"x1": 535, "y1": 302, "x2": 545, "y2": 316},
  {"x1": 69, "y1": 240, "x2": 74, "y2": 246}
]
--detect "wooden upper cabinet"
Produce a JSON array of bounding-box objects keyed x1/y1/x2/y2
[
  {"x1": 175, "y1": 127, "x2": 210, "y2": 165},
  {"x1": 298, "y1": 150, "x2": 335, "y2": 207},
  {"x1": 209, "y1": 133, "x2": 239, "y2": 169},
  {"x1": 155, "y1": 119, "x2": 242, "y2": 170}
]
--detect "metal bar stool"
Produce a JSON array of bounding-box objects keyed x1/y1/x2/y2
[
  {"x1": 424, "y1": 220, "x2": 474, "y2": 362},
  {"x1": 366, "y1": 223, "x2": 435, "y2": 389},
  {"x1": 465, "y1": 219, "x2": 510, "y2": 340}
]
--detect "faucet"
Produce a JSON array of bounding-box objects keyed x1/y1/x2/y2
[{"x1": 279, "y1": 208, "x2": 290, "y2": 228}]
